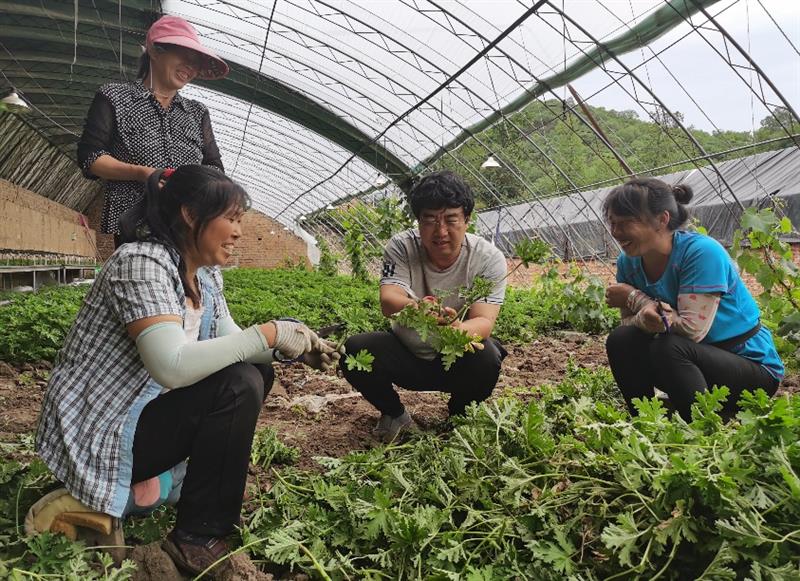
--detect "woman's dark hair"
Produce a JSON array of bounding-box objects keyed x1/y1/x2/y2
[
  {"x1": 119, "y1": 165, "x2": 250, "y2": 304},
  {"x1": 136, "y1": 52, "x2": 150, "y2": 80},
  {"x1": 136, "y1": 43, "x2": 170, "y2": 80},
  {"x1": 603, "y1": 177, "x2": 693, "y2": 231},
  {"x1": 408, "y1": 170, "x2": 474, "y2": 218}
]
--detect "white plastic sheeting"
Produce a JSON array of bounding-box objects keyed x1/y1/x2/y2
[{"x1": 477, "y1": 147, "x2": 800, "y2": 258}]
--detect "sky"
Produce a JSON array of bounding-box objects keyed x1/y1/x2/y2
[
  {"x1": 163, "y1": 0, "x2": 798, "y2": 224},
  {"x1": 579, "y1": 0, "x2": 800, "y2": 132},
  {"x1": 361, "y1": 0, "x2": 799, "y2": 133},
  {"x1": 470, "y1": 0, "x2": 800, "y2": 133},
  {"x1": 175, "y1": 0, "x2": 798, "y2": 141}
]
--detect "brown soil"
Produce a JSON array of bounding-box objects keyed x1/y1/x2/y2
[
  {"x1": 129, "y1": 543, "x2": 184, "y2": 581},
  {"x1": 1, "y1": 334, "x2": 795, "y2": 455},
  {"x1": 253, "y1": 332, "x2": 610, "y2": 471},
  {"x1": 219, "y1": 553, "x2": 275, "y2": 581},
  {"x1": 128, "y1": 542, "x2": 275, "y2": 581},
  {"x1": 2, "y1": 334, "x2": 796, "y2": 580},
  {"x1": 0, "y1": 360, "x2": 48, "y2": 444}
]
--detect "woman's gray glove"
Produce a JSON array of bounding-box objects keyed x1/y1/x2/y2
[
  {"x1": 272, "y1": 320, "x2": 319, "y2": 360},
  {"x1": 301, "y1": 339, "x2": 345, "y2": 372}
]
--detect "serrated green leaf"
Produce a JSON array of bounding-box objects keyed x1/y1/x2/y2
[
  {"x1": 345, "y1": 348, "x2": 375, "y2": 372},
  {"x1": 601, "y1": 512, "x2": 648, "y2": 567}
]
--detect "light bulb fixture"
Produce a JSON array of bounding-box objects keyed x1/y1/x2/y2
[
  {"x1": 0, "y1": 90, "x2": 30, "y2": 113},
  {"x1": 326, "y1": 204, "x2": 335, "y2": 210},
  {"x1": 481, "y1": 155, "x2": 501, "y2": 169},
  {"x1": 298, "y1": 215, "x2": 306, "y2": 221}
]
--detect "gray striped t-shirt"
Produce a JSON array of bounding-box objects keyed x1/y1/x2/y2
[{"x1": 381, "y1": 230, "x2": 507, "y2": 360}]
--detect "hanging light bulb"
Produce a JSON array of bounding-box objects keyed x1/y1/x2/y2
[
  {"x1": 298, "y1": 215, "x2": 306, "y2": 221},
  {"x1": 326, "y1": 204, "x2": 335, "y2": 210},
  {"x1": 0, "y1": 91, "x2": 30, "y2": 113},
  {"x1": 481, "y1": 155, "x2": 501, "y2": 169}
]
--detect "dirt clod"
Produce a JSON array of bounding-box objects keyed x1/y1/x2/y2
[
  {"x1": 217, "y1": 553, "x2": 274, "y2": 581},
  {"x1": 129, "y1": 542, "x2": 183, "y2": 581}
]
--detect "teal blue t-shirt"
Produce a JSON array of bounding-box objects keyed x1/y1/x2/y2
[{"x1": 616, "y1": 230, "x2": 784, "y2": 380}]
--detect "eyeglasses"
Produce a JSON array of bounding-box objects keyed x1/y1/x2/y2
[{"x1": 419, "y1": 214, "x2": 465, "y2": 229}]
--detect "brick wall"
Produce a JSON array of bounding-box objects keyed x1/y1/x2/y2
[
  {"x1": 84, "y1": 192, "x2": 115, "y2": 260},
  {"x1": 231, "y1": 211, "x2": 309, "y2": 268},
  {"x1": 84, "y1": 195, "x2": 308, "y2": 268},
  {"x1": 0, "y1": 179, "x2": 97, "y2": 258}
]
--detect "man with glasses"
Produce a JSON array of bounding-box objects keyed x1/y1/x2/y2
[{"x1": 341, "y1": 171, "x2": 508, "y2": 442}]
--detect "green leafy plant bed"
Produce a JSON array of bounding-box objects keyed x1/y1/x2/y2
[
  {"x1": 241, "y1": 371, "x2": 800, "y2": 580},
  {"x1": 251, "y1": 427, "x2": 300, "y2": 470},
  {"x1": 0, "y1": 286, "x2": 88, "y2": 364},
  {"x1": 494, "y1": 268, "x2": 619, "y2": 343},
  {"x1": 0, "y1": 269, "x2": 387, "y2": 366},
  {"x1": 223, "y1": 267, "x2": 385, "y2": 335},
  {"x1": 1, "y1": 366, "x2": 798, "y2": 578},
  {"x1": 0, "y1": 266, "x2": 618, "y2": 366},
  {"x1": 732, "y1": 207, "x2": 800, "y2": 369}
]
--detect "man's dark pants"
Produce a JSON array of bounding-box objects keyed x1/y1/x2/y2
[{"x1": 341, "y1": 331, "x2": 507, "y2": 417}]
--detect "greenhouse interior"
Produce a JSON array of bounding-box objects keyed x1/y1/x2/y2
[{"x1": 0, "y1": 0, "x2": 799, "y2": 578}]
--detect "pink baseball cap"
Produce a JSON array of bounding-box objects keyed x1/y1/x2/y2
[{"x1": 146, "y1": 15, "x2": 229, "y2": 80}]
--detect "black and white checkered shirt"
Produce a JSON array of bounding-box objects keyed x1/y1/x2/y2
[
  {"x1": 78, "y1": 81, "x2": 224, "y2": 234},
  {"x1": 35, "y1": 241, "x2": 229, "y2": 516}
]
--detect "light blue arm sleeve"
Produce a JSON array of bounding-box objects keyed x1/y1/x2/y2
[
  {"x1": 136, "y1": 322, "x2": 272, "y2": 389},
  {"x1": 216, "y1": 315, "x2": 242, "y2": 336},
  {"x1": 216, "y1": 315, "x2": 276, "y2": 365}
]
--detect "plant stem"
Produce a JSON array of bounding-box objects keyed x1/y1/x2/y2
[
  {"x1": 194, "y1": 536, "x2": 270, "y2": 580},
  {"x1": 297, "y1": 541, "x2": 333, "y2": 581}
]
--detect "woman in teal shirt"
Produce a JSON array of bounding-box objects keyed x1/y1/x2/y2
[{"x1": 603, "y1": 178, "x2": 782, "y2": 420}]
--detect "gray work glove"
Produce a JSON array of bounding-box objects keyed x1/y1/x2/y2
[
  {"x1": 302, "y1": 339, "x2": 345, "y2": 372},
  {"x1": 272, "y1": 320, "x2": 319, "y2": 360}
]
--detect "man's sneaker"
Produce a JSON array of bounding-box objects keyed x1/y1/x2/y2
[{"x1": 373, "y1": 410, "x2": 416, "y2": 443}]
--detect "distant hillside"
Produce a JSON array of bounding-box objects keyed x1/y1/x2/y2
[{"x1": 432, "y1": 99, "x2": 797, "y2": 209}]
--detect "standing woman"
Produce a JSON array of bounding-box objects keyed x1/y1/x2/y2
[
  {"x1": 33, "y1": 166, "x2": 340, "y2": 576},
  {"x1": 78, "y1": 15, "x2": 229, "y2": 247},
  {"x1": 603, "y1": 178, "x2": 783, "y2": 421}
]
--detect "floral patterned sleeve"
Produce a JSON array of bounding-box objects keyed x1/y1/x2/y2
[
  {"x1": 618, "y1": 290, "x2": 719, "y2": 340},
  {"x1": 671, "y1": 292, "x2": 721, "y2": 342}
]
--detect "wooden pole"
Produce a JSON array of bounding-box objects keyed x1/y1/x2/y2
[{"x1": 567, "y1": 84, "x2": 637, "y2": 178}]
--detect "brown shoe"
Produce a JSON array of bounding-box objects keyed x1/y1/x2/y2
[{"x1": 162, "y1": 529, "x2": 231, "y2": 577}]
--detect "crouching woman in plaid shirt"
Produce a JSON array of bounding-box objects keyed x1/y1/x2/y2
[{"x1": 33, "y1": 165, "x2": 340, "y2": 576}]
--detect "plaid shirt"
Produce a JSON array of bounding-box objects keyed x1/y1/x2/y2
[{"x1": 36, "y1": 241, "x2": 229, "y2": 516}]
